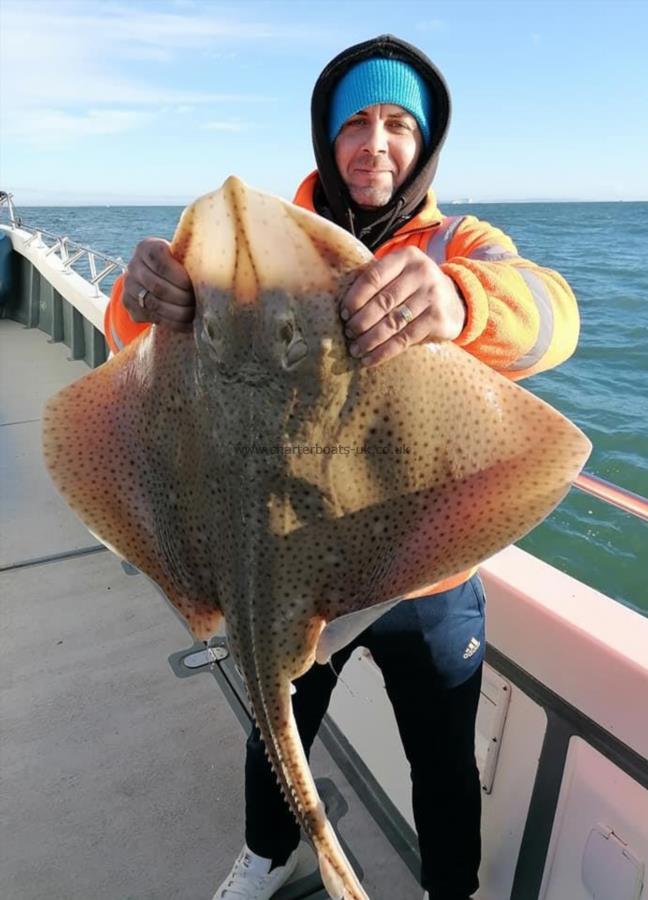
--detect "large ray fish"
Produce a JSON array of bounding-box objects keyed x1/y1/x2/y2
[{"x1": 43, "y1": 177, "x2": 591, "y2": 899}]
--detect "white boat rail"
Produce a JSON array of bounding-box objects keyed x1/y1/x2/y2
[{"x1": 0, "y1": 190, "x2": 125, "y2": 297}]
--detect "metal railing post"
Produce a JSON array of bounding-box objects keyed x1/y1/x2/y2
[{"x1": 0, "y1": 193, "x2": 126, "y2": 291}]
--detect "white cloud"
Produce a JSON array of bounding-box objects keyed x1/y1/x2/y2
[
  {"x1": 416, "y1": 20, "x2": 445, "y2": 32},
  {"x1": 116, "y1": 45, "x2": 177, "y2": 63},
  {"x1": 1, "y1": 1, "x2": 331, "y2": 59},
  {"x1": 0, "y1": 0, "x2": 314, "y2": 142},
  {"x1": 2, "y1": 71, "x2": 273, "y2": 110},
  {"x1": 5, "y1": 108, "x2": 154, "y2": 145},
  {"x1": 201, "y1": 121, "x2": 253, "y2": 132}
]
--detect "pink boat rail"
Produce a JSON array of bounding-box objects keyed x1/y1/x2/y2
[{"x1": 574, "y1": 473, "x2": 648, "y2": 523}]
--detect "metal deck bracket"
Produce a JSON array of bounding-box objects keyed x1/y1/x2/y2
[
  {"x1": 168, "y1": 637, "x2": 230, "y2": 679},
  {"x1": 582, "y1": 824, "x2": 645, "y2": 900},
  {"x1": 183, "y1": 645, "x2": 229, "y2": 668},
  {"x1": 476, "y1": 664, "x2": 511, "y2": 794}
]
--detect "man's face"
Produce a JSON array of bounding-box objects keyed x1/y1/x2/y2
[{"x1": 333, "y1": 103, "x2": 423, "y2": 209}]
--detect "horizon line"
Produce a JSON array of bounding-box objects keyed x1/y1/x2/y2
[{"x1": 9, "y1": 198, "x2": 648, "y2": 208}]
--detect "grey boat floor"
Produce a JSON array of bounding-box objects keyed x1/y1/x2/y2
[{"x1": 1, "y1": 319, "x2": 420, "y2": 900}]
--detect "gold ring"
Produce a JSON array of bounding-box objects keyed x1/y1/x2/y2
[
  {"x1": 397, "y1": 304, "x2": 414, "y2": 325},
  {"x1": 137, "y1": 287, "x2": 149, "y2": 309}
]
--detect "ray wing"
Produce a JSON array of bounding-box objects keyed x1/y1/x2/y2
[
  {"x1": 42, "y1": 328, "x2": 223, "y2": 640},
  {"x1": 277, "y1": 341, "x2": 590, "y2": 660}
]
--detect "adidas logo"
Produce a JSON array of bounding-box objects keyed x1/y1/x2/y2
[{"x1": 463, "y1": 637, "x2": 481, "y2": 659}]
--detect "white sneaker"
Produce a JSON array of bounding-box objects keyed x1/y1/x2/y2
[{"x1": 212, "y1": 844, "x2": 299, "y2": 899}]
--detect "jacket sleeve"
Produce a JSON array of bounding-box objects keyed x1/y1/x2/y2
[
  {"x1": 103, "y1": 273, "x2": 150, "y2": 353},
  {"x1": 439, "y1": 215, "x2": 579, "y2": 380}
]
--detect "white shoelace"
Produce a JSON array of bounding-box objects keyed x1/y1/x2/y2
[{"x1": 220, "y1": 851, "x2": 272, "y2": 898}]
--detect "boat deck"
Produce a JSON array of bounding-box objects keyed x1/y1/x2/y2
[{"x1": 1, "y1": 319, "x2": 420, "y2": 899}]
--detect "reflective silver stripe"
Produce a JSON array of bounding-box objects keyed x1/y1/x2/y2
[
  {"x1": 426, "y1": 220, "x2": 518, "y2": 263},
  {"x1": 425, "y1": 216, "x2": 465, "y2": 264},
  {"x1": 426, "y1": 219, "x2": 553, "y2": 371},
  {"x1": 506, "y1": 267, "x2": 554, "y2": 372},
  {"x1": 466, "y1": 245, "x2": 519, "y2": 262},
  {"x1": 108, "y1": 319, "x2": 125, "y2": 352}
]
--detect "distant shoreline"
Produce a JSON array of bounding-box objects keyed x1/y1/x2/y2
[{"x1": 11, "y1": 198, "x2": 648, "y2": 208}]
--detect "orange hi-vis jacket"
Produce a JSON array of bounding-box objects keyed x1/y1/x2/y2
[{"x1": 104, "y1": 172, "x2": 580, "y2": 597}]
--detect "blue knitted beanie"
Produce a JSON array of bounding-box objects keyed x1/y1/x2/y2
[{"x1": 329, "y1": 57, "x2": 432, "y2": 145}]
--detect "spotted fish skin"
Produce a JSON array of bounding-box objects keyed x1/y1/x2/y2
[{"x1": 43, "y1": 177, "x2": 591, "y2": 899}]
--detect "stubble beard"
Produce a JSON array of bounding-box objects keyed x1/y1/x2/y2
[{"x1": 348, "y1": 183, "x2": 394, "y2": 209}]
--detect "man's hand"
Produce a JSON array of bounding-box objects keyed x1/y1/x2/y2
[
  {"x1": 123, "y1": 238, "x2": 195, "y2": 332},
  {"x1": 340, "y1": 246, "x2": 466, "y2": 367}
]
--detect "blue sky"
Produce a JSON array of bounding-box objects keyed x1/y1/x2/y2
[{"x1": 1, "y1": 0, "x2": 647, "y2": 205}]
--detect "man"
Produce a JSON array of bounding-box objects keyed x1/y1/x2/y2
[{"x1": 105, "y1": 35, "x2": 578, "y2": 900}]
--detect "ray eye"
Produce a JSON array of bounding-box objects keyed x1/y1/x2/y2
[
  {"x1": 279, "y1": 321, "x2": 294, "y2": 344},
  {"x1": 285, "y1": 340, "x2": 308, "y2": 368}
]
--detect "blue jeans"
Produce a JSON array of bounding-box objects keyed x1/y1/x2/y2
[{"x1": 245, "y1": 574, "x2": 485, "y2": 899}]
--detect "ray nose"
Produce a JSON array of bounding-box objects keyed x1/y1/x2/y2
[{"x1": 222, "y1": 176, "x2": 259, "y2": 308}]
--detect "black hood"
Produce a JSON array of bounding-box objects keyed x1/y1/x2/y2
[{"x1": 311, "y1": 34, "x2": 451, "y2": 251}]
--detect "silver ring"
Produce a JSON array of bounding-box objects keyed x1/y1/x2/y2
[
  {"x1": 397, "y1": 304, "x2": 414, "y2": 325},
  {"x1": 137, "y1": 287, "x2": 149, "y2": 309}
]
